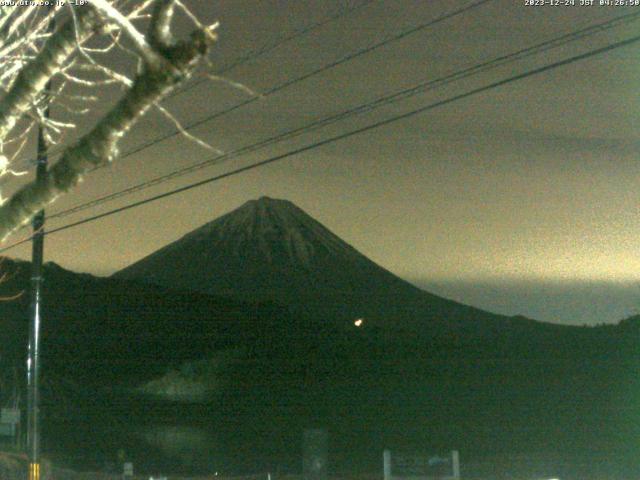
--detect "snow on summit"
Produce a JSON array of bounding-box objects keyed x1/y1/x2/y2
[{"x1": 114, "y1": 196, "x2": 513, "y2": 328}]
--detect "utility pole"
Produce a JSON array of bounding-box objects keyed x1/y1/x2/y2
[
  {"x1": 26, "y1": 94, "x2": 48, "y2": 480},
  {"x1": 27, "y1": 8, "x2": 54, "y2": 480}
]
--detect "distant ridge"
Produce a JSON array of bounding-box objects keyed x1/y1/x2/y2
[{"x1": 114, "y1": 197, "x2": 529, "y2": 329}]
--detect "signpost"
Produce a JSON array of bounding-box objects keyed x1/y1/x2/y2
[
  {"x1": 123, "y1": 462, "x2": 134, "y2": 478},
  {"x1": 383, "y1": 449, "x2": 460, "y2": 480}
]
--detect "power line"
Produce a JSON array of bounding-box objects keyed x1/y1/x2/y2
[
  {"x1": 164, "y1": 0, "x2": 379, "y2": 98},
  {"x1": 22, "y1": 0, "x2": 496, "y2": 223},
  {"x1": 1, "y1": 31, "x2": 637, "y2": 253},
  {"x1": 1, "y1": 0, "x2": 495, "y2": 250},
  {"x1": 38, "y1": 0, "x2": 495, "y2": 221},
  {"x1": 46, "y1": 9, "x2": 640, "y2": 222},
  {"x1": 97, "y1": 0, "x2": 493, "y2": 162},
  {"x1": 17, "y1": 0, "x2": 491, "y2": 177}
]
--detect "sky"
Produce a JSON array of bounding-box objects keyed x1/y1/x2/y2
[{"x1": 1, "y1": 0, "x2": 640, "y2": 325}]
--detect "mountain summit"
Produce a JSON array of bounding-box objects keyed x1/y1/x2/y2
[{"x1": 114, "y1": 196, "x2": 512, "y2": 328}]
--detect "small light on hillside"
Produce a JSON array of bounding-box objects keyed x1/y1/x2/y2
[{"x1": 354, "y1": 319, "x2": 363, "y2": 327}]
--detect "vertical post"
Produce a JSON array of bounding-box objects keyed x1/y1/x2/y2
[
  {"x1": 383, "y1": 449, "x2": 392, "y2": 480},
  {"x1": 451, "y1": 450, "x2": 460, "y2": 479},
  {"x1": 27, "y1": 8, "x2": 54, "y2": 480},
  {"x1": 302, "y1": 429, "x2": 328, "y2": 480}
]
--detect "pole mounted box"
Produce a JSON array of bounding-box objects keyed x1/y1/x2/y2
[{"x1": 0, "y1": 408, "x2": 19, "y2": 437}]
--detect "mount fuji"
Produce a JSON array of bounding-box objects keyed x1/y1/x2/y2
[{"x1": 114, "y1": 196, "x2": 528, "y2": 330}]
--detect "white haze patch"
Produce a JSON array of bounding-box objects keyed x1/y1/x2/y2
[
  {"x1": 136, "y1": 349, "x2": 245, "y2": 402},
  {"x1": 137, "y1": 368, "x2": 211, "y2": 402},
  {"x1": 414, "y1": 278, "x2": 640, "y2": 326}
]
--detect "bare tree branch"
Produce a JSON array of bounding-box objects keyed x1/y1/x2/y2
[
  {"x1": 149, "y1": 0, "x2": 177, "y2": 49},
  {"x1": 0, "y1": 7, "x2": 102, "y2": 143},
  {"x1": 0, "y1": 2, "x2": 218, "y2": 241},
  {"x1": 87, "y1": 0, "x2": 166, "y2": 67}
]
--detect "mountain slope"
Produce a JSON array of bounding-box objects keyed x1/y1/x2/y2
[
  {"x1": 0, "y1": 258, "x2": 278, "y2": 388},
  {"x1": 114, "y1": 196, "x2": 523, "y2": 329},
  {"x1": 0, "y1": 253, "x2": 638, "y2": 475},
  {"x1": 0, "y1": 257, "x2": 296, "y2": 471}
]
